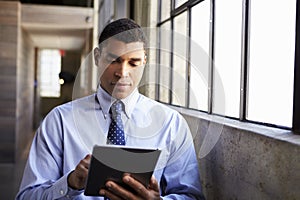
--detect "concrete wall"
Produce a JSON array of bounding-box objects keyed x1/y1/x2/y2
[
  {"x1": 0, "y1": 0, "x2": 34, "y2": 163},
  {"x1": 177, "y1": 108, "x2": 300, "y2": 200},
  {"x1": 0, "y1": 1, "x2": 35, "y2": 199},
  {"x1": 0, "y1": 1, "x2": 19, "y2": 163}
]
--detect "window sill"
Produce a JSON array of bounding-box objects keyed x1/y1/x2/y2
[{"x1": 169, "y1": 105, "x2": 300, "y2": 147}]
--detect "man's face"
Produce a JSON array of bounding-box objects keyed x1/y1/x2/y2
[{"x1": 94, "y1": 38, "x2": 146, "y2": 99}]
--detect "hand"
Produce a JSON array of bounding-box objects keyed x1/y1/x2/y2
[
  {"x1": 67, "y1": 154, "x2": 91, "y2": 190},
  {"x1": 99, "y1": 174, "x2": 161, "y2": 200}
]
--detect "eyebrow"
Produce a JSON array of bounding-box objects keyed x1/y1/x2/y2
[{"x1": 106, "y1": 52, "x2": 143, "y2": 61}]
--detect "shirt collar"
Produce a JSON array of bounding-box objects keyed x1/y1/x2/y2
[{"x1": 96, "y1": 86, "x2": 139, "y2": 119}]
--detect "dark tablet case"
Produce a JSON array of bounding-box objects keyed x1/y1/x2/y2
[{"x1": 84, "y1": 145, "x2": 161, "y2": 196}]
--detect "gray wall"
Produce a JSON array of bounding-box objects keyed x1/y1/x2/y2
[
  {"x1": 179, "y1": 109, "x2": 300, "y2": 200},
  {"x1": 0, "y1": 1, "x2": 35, "y2": 199}
]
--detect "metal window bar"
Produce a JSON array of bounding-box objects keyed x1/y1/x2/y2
[
  {"x1": 293, "y1": 0, "x2": 300, "y2": 134},
  {"x1": 239, "y1": 0, "x2": 250, "y2": 121},
  {"x1": 186, "y1": 7, "x2": 192, "y2": 108},
  {"x1": 208, "y1": 0, "x2": 215, "y2": 114}
]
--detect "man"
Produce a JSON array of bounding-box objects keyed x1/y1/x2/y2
[{"x1": 16, "y1": 18, "x2": 205, "y2": 200}]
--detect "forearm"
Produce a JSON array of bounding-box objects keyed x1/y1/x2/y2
[
  {"x1": 160, "y1": 148, "x2": 205, "y2": 200},
  {"x1": 16, "y1": 173, "x2": 83, "y2": 200}
]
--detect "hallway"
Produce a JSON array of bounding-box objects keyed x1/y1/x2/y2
[
  {"x1": 0, "y1": 1, "x2": 95, "y2": 198},
  {"x1": 1, "y1": 0, "x2": 300, "y2": 199}
]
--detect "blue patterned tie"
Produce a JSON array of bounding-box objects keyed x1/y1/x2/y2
[
  {"x1": 107, "y1": 101, "x2": 126, "y2": 145},
  {"x1": 105, "y1": 101, "x2": 125, "y2": 200}
]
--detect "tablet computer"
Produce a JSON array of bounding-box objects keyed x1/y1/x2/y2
[{"x1": 84, "y1": 145, "x2": 161, "y2": 196}]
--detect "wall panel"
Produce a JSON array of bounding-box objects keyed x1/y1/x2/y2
[{"x1": 0, "y1": 1, "x2": 19, "y2": 163}]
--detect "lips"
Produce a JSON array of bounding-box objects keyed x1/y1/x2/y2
[
  {"x1": 116, "y1": 82, "x2": 130, "y2": 86},
  {"x1": 111, "y1": 80, "x2": 131, "y2": 86}
]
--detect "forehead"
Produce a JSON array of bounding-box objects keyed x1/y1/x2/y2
[{"x1": 103, "y1": 38, "x2": 145, "y2": 57}]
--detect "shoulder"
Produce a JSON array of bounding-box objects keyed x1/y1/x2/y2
[
  {"x1": 43, "y1": 94, "x2": 97, "y2": 122},
  {"x1": 54, "y1": 94, "x2": 96, "y2": 112}
]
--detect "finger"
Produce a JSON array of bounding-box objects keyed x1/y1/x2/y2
[
  {"x1": 123, "y1": 175, "x2": 147, "y2": 196},
  {"x1": 105, "y1": 181, "x2": 134, "y2": 199},
  {"x1": 84, "y1": 154, "x2": 92, "y2": 160},
  {"x1": 100, "y1": 188, "x2": 123, "y2": 200},
  {"x1": 149, "y1": 176, "x2": 159, "y2": 192},
  {"x1": 75, "y1": 155, "x2": 91, "y2": 176},
  {"x1": 79, "y1": 154, "x2": 91, "y2": 169}
]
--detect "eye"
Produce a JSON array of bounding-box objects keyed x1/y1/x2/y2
[
  {"x1": 129, "y1": 60, "x2": 142, "y2": 67},
  {"x1": 129, "y1": 62, "x2": 138, "y2": 67},
  {"x1": 105, "y1": 56, "x2": 120, "y2": 64}
]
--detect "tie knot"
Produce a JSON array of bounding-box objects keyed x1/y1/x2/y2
[{"x1": 111, "y1": 101, "x2": 123, "y2": 117}]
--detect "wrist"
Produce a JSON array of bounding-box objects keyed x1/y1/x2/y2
[{"x1": 67, "y1": 171, "x2": 81, "y2": 190}]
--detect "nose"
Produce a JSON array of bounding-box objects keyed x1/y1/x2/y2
[{"x1": 115, "y1": 61, "x2": 129, "y2": 77}]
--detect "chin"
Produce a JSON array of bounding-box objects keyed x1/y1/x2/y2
[{"x1": 111, "y1": 92, "x2": 130, "y2": 99}]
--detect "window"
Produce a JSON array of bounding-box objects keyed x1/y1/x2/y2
[
  {"x1": 247, "y1": 0, "x2": 296, "y2": 127},
  {"x1": 189, "y1": 1, "x2": 210, "y2": 111},
  {"x1": 175, "y1": 0, "x2": 187, "y2": 8},
  {"x1": 172, "y1": 11, "x2": 188, "y2": 106},
  {"x1": 159, "y1": 22, "x2": 172, "y2": 103},
  {"x1": 39, "y1": 49, "x2": 62, "y2": 97},
  {"x1": 156, "y1": 0, "x2": 297, "y2": 129},
  {"x1": 213, "y1": 0, "x2": 242, "y2": 117}
]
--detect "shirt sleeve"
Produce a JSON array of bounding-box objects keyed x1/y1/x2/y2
[
  {"x1": 15, "y1": 109, "x2": 83, "y2": 200},
  {"x1": 160, "y1": 114, "x2": 205, "y2": 200}
]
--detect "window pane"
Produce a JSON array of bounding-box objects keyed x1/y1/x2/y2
[
  {"x1": 213, "y1": 0, "x2": 243, "y2": 117},
  {"x1": 40, "y1": 49, "x2": 61, "y2": 97},
  {"x1": 189, "y1": 1, "x2": 210, "y2": 111},
  {"x1": 172, "y1": 11, "x2": 187, "y2": 106},
  {"x1": 159, "y1": 22, "x2": 171, "y2": 103},
  {"x1": 175, "y1": 0, "x2": 187, "y2": 8},
  {"x1": 247, "y1": 0, "x2": 296, "y2": 127},
  {"x1": 160, "y1": 0, "x2": 171, "y2": 21}
]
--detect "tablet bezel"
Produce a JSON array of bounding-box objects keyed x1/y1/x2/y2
[{"x1": 84, "y1": 145, "x2": 161, "y2": 196}]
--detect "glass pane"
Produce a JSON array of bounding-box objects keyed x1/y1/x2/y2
[
  {"x1": 159, "y1": 22, "x2": 171, "y2": 103},
  {"x1": 172, "y1": 11, "x2": 187, "y2": 106},
  {"x1": 247, "y1": 0, "x2": 296, "y2": 127},
  {"x1": 189, "y1": 1, "x2": 210, "y2": 111},
  {"x1": 40, "y1": 49, "x2": 61, "y2": 97},
  {"x1": 213, "y1": 0, "x2": 243, "y2": 117},
  {"x1": 160, "y1": 0, "x2": 171, "y2": 21},
  {"x1": 175, "y1": 0, "x2": 187, "y2": 8}
]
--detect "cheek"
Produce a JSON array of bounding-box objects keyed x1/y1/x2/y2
[
  {"x1": 98, "y1": 58, "x2": 113, "y2": 75},
  {"x1": 132, "y1": 67, "x2": 144, "y2": 83},
  {"x1": 101, "y1": 65, "x2": 114, "y2": 78}
]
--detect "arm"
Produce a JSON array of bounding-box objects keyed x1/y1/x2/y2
[
  {"x1": 160, "y1": 115, "x2": 205, "y2": 200},
  {"x1": 16, "y1": 109, "x2": 83, "y2": 200}
]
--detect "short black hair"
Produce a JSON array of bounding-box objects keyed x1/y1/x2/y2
[{"x1": 98, "y1": 18, "x2": 147, "y2": 50}]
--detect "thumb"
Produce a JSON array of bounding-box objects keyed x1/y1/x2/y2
[{"x1": 149, "y1": 176, "x2": 159, "y2": 192}]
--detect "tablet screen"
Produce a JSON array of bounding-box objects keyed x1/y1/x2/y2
[{"x1": 84, "y1": 145, "x2": 161, "y2": 196}]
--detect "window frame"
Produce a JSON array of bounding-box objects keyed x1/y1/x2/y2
[
  {"x1": 156, "y1": 0, "x2": 299, "y2": 133},
  {"x1": 293, "y1": 0, "x2": 300, "y2": 133}
]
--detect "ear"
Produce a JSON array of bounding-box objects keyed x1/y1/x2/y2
[{"x1": 94, "y1": 47, "x2": 101, "y2": 66}]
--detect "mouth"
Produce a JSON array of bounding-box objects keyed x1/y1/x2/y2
[{"x1": 111, "y1": 81, "x2": 131, "y2": 86}]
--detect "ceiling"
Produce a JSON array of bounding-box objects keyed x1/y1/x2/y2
[
  {"x1": 21, "y1": 3, "x2": 94, "y2": 51},
  {"x1": 24, "y1": 27, "x2": 90, "y2": 50},
  {"x1": 20, "y1": 0, "x2": 93, "y2": 8}
]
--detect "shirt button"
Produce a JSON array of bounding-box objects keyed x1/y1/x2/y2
[{"x1": 60, "y1": 189, "x2": 65, "y2": 195}]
